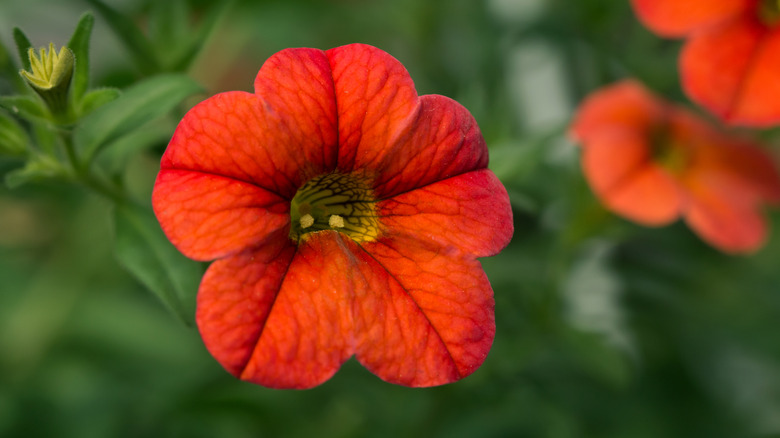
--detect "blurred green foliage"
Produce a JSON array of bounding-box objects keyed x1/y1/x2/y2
[{"x1": 1, "y1": 0, "x2": 779, "y2": 437}]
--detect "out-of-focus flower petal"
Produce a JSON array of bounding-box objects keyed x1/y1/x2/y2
[
  {"x1": 582, "y1": 130, "x2": 683, "y2": 226},
  {"x1": 160, "y1": 47, "x2": 338, "y2": 199},
  {"x1": 353, "y1": 235, "x2": 495, "y2": 387},
  {"x1": 378, "y1": 168, "x2": 512, "y2": 257},
  {"x1": 681, "y1": 19, "x2": 780, "y2": 126},
  {"x1": 631, "y1": 0, "x2": 748, "y2": 37},
  {"x1": 153, "y1": 170, "x2": 290, "y2": 261},
  {"x1": 683, "y1": 176, "x2": 769, "y2": 253},
  {"x1": 569, "y1": 80, "x2": 665, "y2": 143}
]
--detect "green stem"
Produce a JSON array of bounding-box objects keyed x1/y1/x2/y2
[{"x1": 58, "y1": 128, "x2": 128, "y2": 204}]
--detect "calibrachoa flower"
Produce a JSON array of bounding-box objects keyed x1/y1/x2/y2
[
  {"x1": 631, "y1": 0, "x2": 780, "y2": 126},
  {"x1": 152, "y1": 44, "x2": 513, "y2": 388},
  {"x1": 570, "y1": 80, "x2": 780, "y2": 253}
]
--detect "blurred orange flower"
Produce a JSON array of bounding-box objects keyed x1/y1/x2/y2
[
  {"x1": 571, "y1": 80, "x2": 780, "y2": 253},
  {"x1": 631, "y1": 0, "x2": 780, "y2": 126}
]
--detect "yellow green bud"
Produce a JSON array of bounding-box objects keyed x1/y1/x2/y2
[{"x1": 19, "y1": 43, "x2": 75, "y2": 117}]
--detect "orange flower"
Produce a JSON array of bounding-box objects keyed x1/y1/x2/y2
[
  {"x1": 152, "y1": 44, "x2": 513, "y2": 388},
  {"x1": 631, "y1": 0, "x2": 780, "y2": 126},
  {"x1": 571, "y1": 80, "x2": 780, "y2": 253}
]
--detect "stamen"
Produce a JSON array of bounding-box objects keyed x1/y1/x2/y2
[
  {"x1": 329, "y1": 215, "x2": 345, "y2": 228},
  {"x1": 300, "y1": 214, "x2": 314, "y2": 229}
]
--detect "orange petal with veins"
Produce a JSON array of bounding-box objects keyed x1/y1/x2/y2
[
  {"x1": 152, "y1": 170, "x2": 289, "y2": 261},
  {"x1": 354, "y1": 235, "x2": 495, "y2": 387},
  {"x1": 379, "y1": 168, "x2": 512, "y2": 257}
]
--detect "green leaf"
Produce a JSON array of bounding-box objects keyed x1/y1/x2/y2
[
  {"x1": 73, "y1": 74, "x2": 202, "y2": 163},
  {"x1": 0, "y1": 95, "x2": 51, "y2": 124},
  {"x1": 99, "y1": 118, "x2": 175, "y2": 174},
  {"x1": 84, "y1": 0, "x2": 161, "y2": 74},
  {"x1": 0, "y1": 36, "x2": 25, "y2": 93},
  {"x1": 168, "y1": 0, "x2": 235, "y2": 71},
  {"x1": 78, "y1": 87, "x2": 121, "y2": 117},
  {"x1": 113, "y1": 202, "x2": 203, "y2": 325},
  {"x1": 0, "y1": 110, "x2": 30, "y2": 156},
  {"x1": 67, "y1": 12, "x2": 95, "y2": 101},
  {"x1": 12, "y1": 27, "x2": 32, "y2": 71},
  {"x1": 149, "y1": 0, "x2": 189, "y2": 47},
  {"x1": 4, "y1": 154, "x2": 65, "y2": 188}
]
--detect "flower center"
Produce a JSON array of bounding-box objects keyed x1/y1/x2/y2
[
  {"x1": 650, "y1": 126, "x2": 690, "y2": 175},
  {"x1": 758, "y1": 0, "x2": 780, "y2": 26},
  {"x1": 289, "y1": 172, "x2": 380, "y2": 243}
]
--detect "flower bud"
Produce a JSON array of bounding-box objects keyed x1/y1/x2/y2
[{"x1": 19, "y1": 43, "x2": 75, "y2": 117}]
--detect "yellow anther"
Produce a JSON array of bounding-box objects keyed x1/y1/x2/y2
[
  {"x1": 300, "y1": 214, "x2": 314, "y2": 229},
  {"x1": 329, "y1": 214, "x2": 345, "y2": 228}
]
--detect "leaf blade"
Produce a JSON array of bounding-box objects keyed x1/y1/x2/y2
[
  {"x1": 113, "y1": 202, "x2": 204, "y2": 326},
  {"x1": 73, "y1": 73, "x2": 202, "y2": 163}
]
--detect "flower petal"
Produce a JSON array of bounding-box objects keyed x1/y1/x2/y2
[
  {"x1": 569, "y1": 80, "x2": 665, "y2": 143},
  {"x1": 160, "y1": 47, "x2": 338, "y2": 198},
  {"x1": 198, "y1": 231, "x2": 359, "y2": 389},
  {"x1": 682, "y1": 176, "x2": 768, "y2": 253},
  {"x1": 630, "y1": 0, "x2": 747, "y2": 37},
  {"x1": 196, "y1": 234, "x2": 296, "y2": 379},
  {"x1": 372, "y1": 95, "x2": 489, "y2": 198},
  {"x1": 152, "y1": 169, "x2": 289, "y2": 260},
  {"x1": 582, "y1": 131, "x2": 682, "y2": 226},
  {"x1": 353, "y1": 235, "x2": 495, "y2": 387},
  {"x1": 378, "y1": 169, "x2": 512, "y2": 257},
  {"x1": 681, "y1": 18, "x2": 780, "y2": 126},
  {"x1": 326, "y1": 43, "x2": 420, "y2": 174}
]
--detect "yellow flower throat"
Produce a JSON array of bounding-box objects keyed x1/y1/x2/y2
[{"x1": 289, "y1": 173, "x2": 380, "y2": 243}]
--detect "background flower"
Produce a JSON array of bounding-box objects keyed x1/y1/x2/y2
[
  {"x1": 571, "y1": 80, "x2": 780, "y2": 253},
  {"x1": 631, "y1": 0, "x2": 780, "y2": 126}
]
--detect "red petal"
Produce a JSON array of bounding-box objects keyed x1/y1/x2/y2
[
  {"x1": 353, "y1": 235, "x2": 495, "y2": 387},
  {"x1": 569, "y1": 80, "x2": 665, "y2": 143},
  {"x1": 681, "y1": 18, "x2": 780, "y2": 126},
  {"x1": 326, "y1": 44, "x2": 421, "y2": 174},
  {"x1": 630, "y1": 0, "x2": 747, "y2": 37},
  {"x1": 372, "y1": 95, "x2": 489, "y2": 198},
  {"x1": 161, "y1": 47, "x2": 338, "y2": 198},
  {"x1": 152, "y1": 170, "x2": 289, "y2": 260},
  {"x1": 582, "y1": 131, "x2": 683, "y2": 226},
  {"x1": 196, "y1": 236, "x2": 296, "y2": 380},
  {"x1": 378, "y1": 169, "x2": 512, "y2": 257},
  {"x1": 682, "y1": 175, "x2": 768, "y2": 253},
  {"x1": 198, "y1": 232, "x2": 358, "y2": 389}
]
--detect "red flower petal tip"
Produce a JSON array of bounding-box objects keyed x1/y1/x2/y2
[
  {"x1": 152, "y1": 44, "x2": 514, "y2": 389},
  {"x1": 631, "y1": 0, "x2": 780, "y2": 126},
  {"x1": 571, "y1": 79, "x2": 780, "y2": 254}
]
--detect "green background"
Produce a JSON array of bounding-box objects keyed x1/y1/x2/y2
[{"x1": 2, "y1": 0, "x2": 780, "y2": 437}]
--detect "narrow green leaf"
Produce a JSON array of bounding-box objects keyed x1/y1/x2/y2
[
  {"x1": 113, "y1": 202, "x2": 203, "y2": 325},
  {"x1": 99, "y1": 117, "x2": 175, "y2": 174},
  {"x1": 0, "y1": 36, "x2": 25, "y2": 93},
  {"x1": 0, "y1": 95, "x2": 51, "y2": 124},
  {"x1": 168, "y1": 0, "x2": 235, "y2": 71},
  {"x1": 84, "y1": 0, "x2": 161, "y2": 74},
  {"x1": 78, "y1": 87, "x2": 121, "y2": 117},
  {"x1": 0, "y1": 110, "x2": 30, "y2": 156},
  {"x1": 67, "y1": 12, "x2": 95, "y2": 101},
  {"x1": 12, "y1": 27, "x2": 33, "y2": 72},
  {"x1": 4, "y1": 154, "x2": 65, "y2": 188},
  {"x1": 149, "y1": 0, "x2": 189, "y2": 47},
  {"x1": 73, "y1": 74, "x2": 202, "y2": 163}
]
